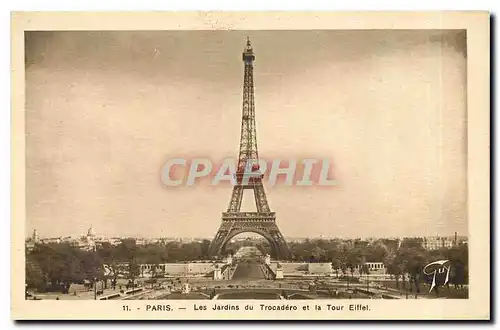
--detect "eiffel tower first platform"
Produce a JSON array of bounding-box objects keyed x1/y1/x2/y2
[{"x1": 208, "y1": 38, "x2": 290, "y2": 260}]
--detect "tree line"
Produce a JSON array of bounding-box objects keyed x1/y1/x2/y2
[
  {"x1": 26, "y1": 237, "x2": 468, "y2": 295},
  {"x1": 285, "y1": 237, "x2": 468, "y2": 294},
  {"x1": 26, "y1": 238, "x2": 212, "y2": 293}
]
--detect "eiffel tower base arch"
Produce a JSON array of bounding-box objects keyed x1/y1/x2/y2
[{"x1": 208, "y1": 212, "x2": 290, "y2": 260}]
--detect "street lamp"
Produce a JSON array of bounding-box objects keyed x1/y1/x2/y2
[
  {"x1": 405, "y1": 276, "x2": 408, "y2": 299},
  {"x1": 94, "y1": 277, "x2": 97, "y2": 300}
]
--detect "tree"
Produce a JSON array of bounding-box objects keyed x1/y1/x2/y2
[
  {"x1": 359, "y1": 263, "x2": 369, "y2": 277},
  {"x1": 331, "y1": 259, "x2": 341, "y2": 278},
  {"x1": 27, "y1": 243, "x2": 83, "y2": 293},
  {"x1": 80, "y1": 250, "x2": 104, "y2": 284},
  {"x1": 446, "y1": 244, "x2": 468, "y2": 287},
  {"x1": 106, "y1": 261, "x2": 124, "y2": 290},
  {"x1": 346, "y1": 248, "x2": 362, "y2": 278},
  {"x1": 339, "y1": 246, "x2": 349, "y2": 276},
  {"x1": 311, "y1": 246, "x2": 325, "y2": 262},
  {"x1": 384, "y1": 253, "x2": 403, "y2": 289},
  {"x1": 380, "y1": 238, "x2": 400, "y2": 254},
  {"x1": 364, "y1": 244, "x2": 388, "y2": 262},
  {"x1": 128, "y1": 258, "x2": 140, "y2": 283},
  {"x1": 397, "y1": 247, "x2": 426, "y2": 295},
  {"x1": 119, "y1": 238, "x2": 138, "y2": 260},
  {"x1": 26, "y1": 259, "x2": 46, "y2": 292},
  {"x1": 200, "y1": 239, "x2": 211, "y2": 259},
  {"x1": 99, "y1": 242, "x2": 123, "y2": 289}
]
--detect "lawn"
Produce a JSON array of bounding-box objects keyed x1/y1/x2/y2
[
  {"x1": 374, "y1": 280, "x2": 468, "y2": 299},
  {"x1": 158, "y1": 292, "x2": 210, "y2": 300},
  {"x1": 217, "y1": 292, "x2": 280, "y2": 299}
]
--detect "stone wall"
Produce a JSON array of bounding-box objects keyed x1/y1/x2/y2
[
  {"x1": 308, "y1": 263, "x2": 332, "y2": 274},
  {"x1": 163, "y1": 263, "x2": 188, "y2": 276},
  {"x1": 138, "y1": 262, "x2": 225, "y2": 277},
  {"x1": 270, "y1": 262, "x2": 308, "y2": 274}
]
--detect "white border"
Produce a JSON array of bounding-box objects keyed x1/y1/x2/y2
[{"x1": 4, "y1": 2, "x2": 496, "y2": 330}]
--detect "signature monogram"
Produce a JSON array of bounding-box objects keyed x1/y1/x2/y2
[{"x1": 423, "y1": 260, "x2": 451, "y2": 293}]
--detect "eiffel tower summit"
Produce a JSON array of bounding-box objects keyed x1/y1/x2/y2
[{"x1": 208, "y1": 38, "x2": 290, "y2": 260}]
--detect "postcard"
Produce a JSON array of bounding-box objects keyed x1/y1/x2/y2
[{"x1": 11, "y1": 11, "x2": 490, "y2": 320}]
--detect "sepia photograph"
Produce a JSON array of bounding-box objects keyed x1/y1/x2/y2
[{"x1": 11, "y1": 12, "x2": 490, "y2": 320}]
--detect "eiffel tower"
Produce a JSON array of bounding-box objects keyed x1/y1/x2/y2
[{"x1": 208, "y1": 38, "x2": 290, "y2": 260}]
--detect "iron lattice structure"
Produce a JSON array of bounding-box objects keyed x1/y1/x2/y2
[{"x1": 208, "y1": 39, "x2": 290, "y2": 259}]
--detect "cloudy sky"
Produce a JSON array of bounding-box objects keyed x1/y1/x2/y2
[{"x1": 25, "y1": 30, "x2": 467, "y2": 239}]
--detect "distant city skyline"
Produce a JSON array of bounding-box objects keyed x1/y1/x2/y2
[
  {"x1": 27, "y1": 224, "x2": 468, "y2": 256},
  {"x1": 27, "y1": 226, "x2": 468, "y2": 241},
  {"x1": 26, "y1": 30, "x2": 467, "y2": 239}
]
